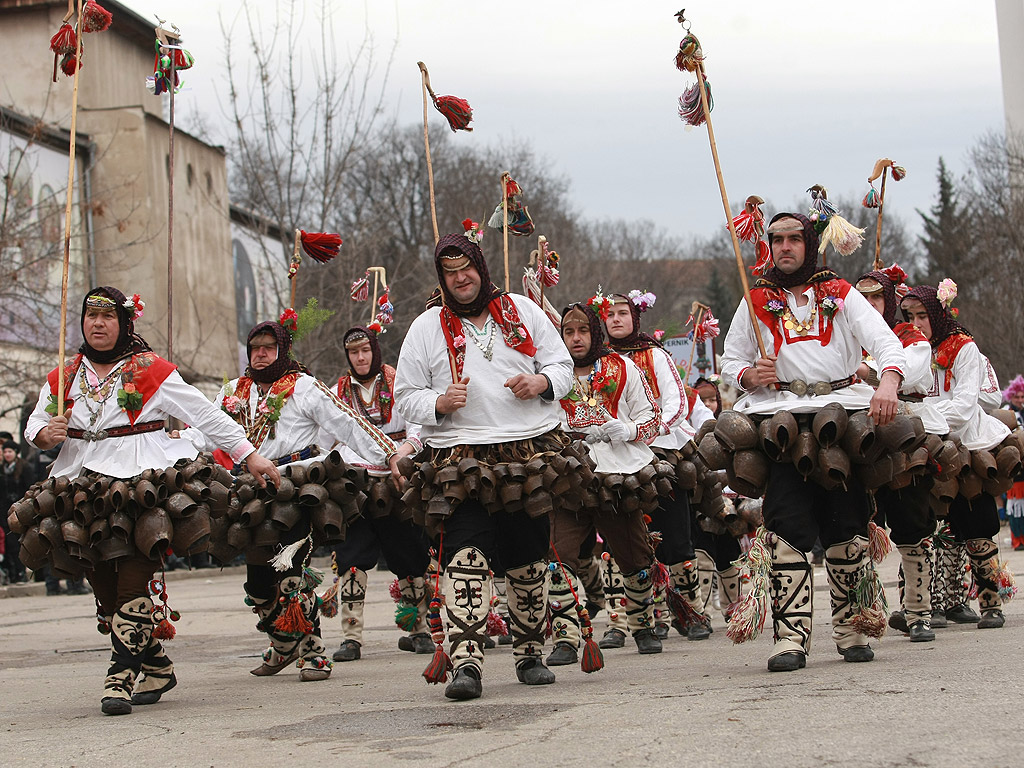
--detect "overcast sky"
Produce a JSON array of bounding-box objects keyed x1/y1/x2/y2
[{"x1": 118, "y1": 0, "x2": 1007, "y2": 247}]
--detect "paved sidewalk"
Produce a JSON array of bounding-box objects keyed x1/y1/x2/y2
[{"x1": 1, "y1": 542, "x2": 1022, "y2": 768}]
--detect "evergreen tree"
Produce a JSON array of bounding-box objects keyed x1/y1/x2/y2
[{"x1": 917, "y1": 158, "x2": 969, "y2": 282}]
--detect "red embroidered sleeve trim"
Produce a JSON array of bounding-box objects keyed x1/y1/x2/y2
[{"x1": 633, "y1": 365, "x2": 662, "y2": 445}]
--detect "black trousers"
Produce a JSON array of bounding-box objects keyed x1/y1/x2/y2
[
  {"x1": 244, "y1": 522, "x2": 311, "y2": 602},
  {"x1": 947, "y1": 492, "x2": 1001, "y2": 541},
  {"x1": 762, "y1": 462, "x2": 871, "y2": 552},
  {"x1": 332, "y1": 513, "x2": 430, "y2": 578},
  {"x1": 438, "y1": 500, "x2": 549, "y2": 571},
  {"x1": 874, "y1": 477, "x2": 936, "y2": 545},
  {"x1": 647, "y1": 486, "x2": 695, "y2": 565},
  {"x1": 693, "y1": 528, "x2": 743, "y2": 570}
]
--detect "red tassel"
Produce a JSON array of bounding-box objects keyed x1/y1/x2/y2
[
  {"x1": 652, "y1": 561, "x2": 670, "y2": 589},
  {"x1": 82, "y1": 1, "x2": 113, "y2": 33},
  {"x1": 667, "y1": 586, "x2": 704, "y2": 630},
  {"x1": 50, "y1": 23, "x2": 77, "y2": 54},
  {"x1": 751, "y1": 240, "x2": 771, "y2": 276},
  {"x1": 153, "y1": 617, "x2": 176, "y2": 640},
  {"x1": 299, "y1": 230, "x2": 342, "y2": 263},
  {"x1": 580, "y1": 637, "x2": 604, "y2": 673},
  {"x1": 422, "y1": 643, "x2": 453, "y2": 684},
  {"x1": 485, "y1": 609, "x2": 508, "y2": 637},
  {"x1": 432, "y1": 95, "x2": 474, "y2": 132},
  {"x1": 731, "y1": 210, "x2": 760, "y2": 242},
  {"x1": 59, "y1": 52, "x2": 79, "y2": 77},
  {"x1": 274, "y1": 596, "x2": 314, "y2": 635}
]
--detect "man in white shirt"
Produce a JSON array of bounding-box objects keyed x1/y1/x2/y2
[
  {"x1": 721, "y1": 212, "x2": 906, "y2": 672},
  {"x1": 329, "y1": 325, "x2": 431, "y2": 662},
  {"x1": 550, "y1": 302, "x2": 662, "y2": 664},
  {"x1": 191, "y1": 319, "x2": 399, "y2": 683},
  {"x1": 24, "y1": 286, "x2": 280, "y2": 715},
  {"x1": 901, "y1": 284, "x2": 1013, "y2": 629},
  {"x1": 395, "y1": 231, "x2": 576, "y2": 700}
]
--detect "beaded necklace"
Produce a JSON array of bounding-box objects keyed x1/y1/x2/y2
[
  {"x1": 78, "y1": 362, "x2": 124, "y2": 430},
  {"x1": 462, "y1": 317, "x2": 496, "y2": 361}
]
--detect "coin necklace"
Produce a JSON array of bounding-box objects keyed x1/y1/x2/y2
[
  {"x1": 781, "y1": 300, "x2": 816, "y2": 336},
  {"x1": 463, "y1": 318, "x2": 496, "y2": 361}
]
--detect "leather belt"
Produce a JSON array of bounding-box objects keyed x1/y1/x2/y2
[
  {"x1": 898, "y1": 392, "x2": 925, "y2": 403},
  {"x1": 775, "y1": 375, "x2": 855, "y2": 397},
  {"x1": 67, "y1": 420, "x2": 165, "y2": 442}
]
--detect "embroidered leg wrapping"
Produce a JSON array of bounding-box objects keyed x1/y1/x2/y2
[
  {"x1": 578, "y1": 555, "x2": 606, "y2": 613},
  {"x1": 826, "y1": 537, "x2": 871, "y2": 651},
  {"x1": 133, "y1": 636, "x2": 175, "y2": 698},
  {"x1": 444, "y1": 547, "x2": 491, "y2": 672},
  {"x1": 603, "y1": 556, "x2": 629, "y2": 634},
  {"x1": 695, "y1": 549, "x2": 716, "y2": 614},
  {"x1": 505, "y1": 561, "x2": 549, "y2": 664},
  {"x1": 339, "y1": 567, "x2": 368, "y2": 645},
  {"x1": 718, "y1": 564, "x2": 743, "y2": 619},
  {"x1": 954, "y1": 541, "x2": 973, "y2": 608},
  {"x1": 548, "y1": 566, "x2": 581, "y2": 650},
  {"x1": 104, "y1": 597, "x2": 154, "y2": 703},
  {"x1": 966, "y1": 538, "x2": 1003, "y2": 613},
  {"x1": 399, "y1": 575, "x2": 430, "y2": 636},
  {"x1": 247, "y1": 577, "x2": 303, "y2": 671},
  {"x1": 932, "y1": 538, "x2": 952, "y2": 613},
  {"x1": 668, "y1": 560, "x2": 712, "y2": 630},
  {"x1": 769, "y1": 535, "x2": 813, "y2": 660},
  {"x1": 897, "y1": 538, "x2": 934, "y2": 626},
  {"x1": 623, "y1": 567, "x2": 656, "y2": 635},
  {"x1": 296, "y1": 582, "x2": 330, "y2": 677}
]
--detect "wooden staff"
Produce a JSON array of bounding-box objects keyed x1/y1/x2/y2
[
  {"x1": 869, "y1": 160, "x2": 891, "y2": 271},
  {"x1": 686, "y1": 301, "x2": 709, "y2": 381},
  {"x1": 367, "y1": 266, "x2": 388, "y2": 325},
  {"x1": 692, "y1": 51, "x2": 767, "y2": 358},
  {"x1": 417, "y1": 62, "x2": 440, "y2": 245},
  {"x1": 501, "y1": 171, "x2": 510, "y2": 292},
  {"x1": 289, "y1": 229, "x2": 301, "y2": 309},
  {"x1": 161, "y1": 26, "x2": 179, "y2": 361},
  {"x1": 56, "y1": 0, "x2": 85, "y2": 413},
  {"x1": 537, "y1": 234, "x2": 547, "y2": 309}
]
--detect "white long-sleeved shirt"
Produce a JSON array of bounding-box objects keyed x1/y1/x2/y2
[
  {"x1": 924, "y1": 339, "x2": 1008, "y2": 451},
  {"x1": 979, "y1": 354, "x2": 1002, "y2": 414},
  {"x1": 329, "y1": 374, "x2": 422, "y2": 477},
  {"x1": 559, "y1": 354, "x2": 660, "y2": 473},
  {"x1": 184, "y1": 374, "x2": 395, "y2": 471},
  {"x1": 26, "y1": 357, "x2": 254, "y2": 479},
  {"x1": 623, "y1": 346, "x2": 693, "y2": 449},
  {"x1": 863, "y1": 328, "x2": 949, "y2": 435},
  {"x1": 395, "y1": 294, "x2": 574, "y2": 447},
  {"x1": 720, "y1": 283, "x2": 906, "y2": 415}
]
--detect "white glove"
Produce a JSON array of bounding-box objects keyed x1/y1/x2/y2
[
  {"x1": 581, "y1": 426, "x2": 605, "y2": 444},
  {"x1": 598, "y1": 419, "x2": 634, "y2": 444}
]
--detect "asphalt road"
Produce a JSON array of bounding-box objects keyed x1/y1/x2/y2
[{"x1": 2, "y1": 539, "x2": 1023, "y2": 768}]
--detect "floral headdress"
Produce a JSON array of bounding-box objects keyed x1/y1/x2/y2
[
  {"x1": 122, "y1": 293, "x2": 145, "y2": 322},
  {"x1": 1003, "y1": 375, "x2": 1024, "y2": 402},
  {"x1": 462, "y1": 218, "x2": 484, "y2": 244},
  {"x1": 936, "y1": 278, "x2": 957, "y2": 316},
  {"x1": 627, "y1": 289, "x2": 657, "y2": 313},
  {"x1": 587, "y1": 286, "x2": 614, "y2": 321}
]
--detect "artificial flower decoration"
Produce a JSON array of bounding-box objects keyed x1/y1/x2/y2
[
  {"x1": 462, "y1": 218, "x2": 484, "y2": 244},
  {"x1": 588, "y1": 287, "x2": 614, "y2": 321},
  {"x1": 653, "y1": 329, "x2": 666, "y2": 341},
  {"x1": 350, "y1": 272, "x2": 370, "y2": 302},
  {"x1": 628, "y1": 289, "x2": 657, "y2": 313},
  {"x1": 123, "y1": 293, "x2": 145, "y2": 322},
  {"x1": 937, "y1": 278, "x2": 957, "y2": 309},
  {"x1": 279, "y1": 307, "x2": 299, "y2": 334}
]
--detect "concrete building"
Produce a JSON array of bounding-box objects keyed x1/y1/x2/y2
[{"x1": 0, "y1": 0, "x2": 283, "y2": 436}]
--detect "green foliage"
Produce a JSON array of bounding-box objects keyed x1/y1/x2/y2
[{"x1": 292, "y1": 297, "x2": 334, "y2": 346}]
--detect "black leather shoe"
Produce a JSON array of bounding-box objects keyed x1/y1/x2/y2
[
  {"x1": 767, "y1": 651, "x2": 806, "y2": 672},
  {"x1": 838, "y1": 645, "x2": 874, "y2": 662},
  {"x1": 946, "y1": 603, "x2": 981, "y2": 623},
  {"x1": 654, "y1": 623, "x2": 670, "y2": 640},
  {"x1": 101, "y1": 697, "x2": 132, "y2": 716},
  {"x1": 481, "y1": 635, "x2": 496, "y2": 649},
  {"x1": 598, "y1": 628, "x2": 626, "y2": 649},
  {"x1": 687, "y1": 619, "x2": 712, "y2": 641},
  {"x1": 978, "y1": 609, "x2": 1005, "y2": 629},
  {"x1": 498, "y1": 633, "x2": 513, "y2": 645},
  {"x1": 633, "y1": 628, "x2": 663, "y2": 654},
  {"x1": 515, "y1": 658, "x2": 555, "y2": 685},
  {"x1": 888, "y1": 610, "x2": 909, "y2": 633},
  {"x1": 398, "y1": 633, "x2": 436, "y2": 654},
  {"x1": 908, "y1": 620, "x2": 935, "y2": 642},
  {"x1": 444, "y1": 666, "x2": 483, "y2": 700},
  {"x1": 332, "y1": 640, "x2": 361, "y2": 662},
  {"x1": 545, "y1": 642, "x2": 578, "y2": 666},
  {"x1": 931, "y1": 609, "x2": 947, "y2": 628}
]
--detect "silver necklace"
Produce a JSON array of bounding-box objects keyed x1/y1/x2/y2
[{"x1": 463, "y1": 318, "x2": 496, "y2": 361}]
